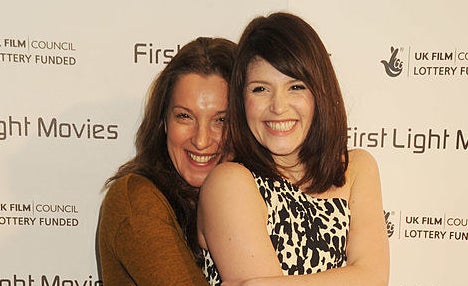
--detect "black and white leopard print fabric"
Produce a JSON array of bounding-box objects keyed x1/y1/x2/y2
[{"x1": 202, "y1": 172, "x2": 350, "y2": 285}]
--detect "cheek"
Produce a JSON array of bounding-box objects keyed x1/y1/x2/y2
[
  {"x1": 166, "y1": 122, "x2": 190, "y2": 149},
  {"x1": 297, "y1": 97, "x2": 315, "y2": 122},
  {"x1": 211, "y1": 128, "x2": 223, "y2": 144},
  {"x1": 244, "y1": 98, "x2": 262, "y2": 122}
]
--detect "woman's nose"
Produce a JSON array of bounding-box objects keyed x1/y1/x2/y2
[
  {"x1": 269, "y1": 90, "x2": 288, "y2": 114},
  {"x1": 191, "y1": 123, "x2": 211, "y2": 150}
]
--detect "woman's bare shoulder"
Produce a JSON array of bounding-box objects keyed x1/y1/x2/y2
[
  {"x1": 204, "y1": 162, "x2": 252, "y2": 183},
  {"x1": 348, "y1": 148, "x2": 378, "y2": 169},
  {"x1": 345, "y1": 148, "x2": 380, "y2": 190},
  {"x1": 200, "y1": 161, "x2": 258, "y2": 203}
]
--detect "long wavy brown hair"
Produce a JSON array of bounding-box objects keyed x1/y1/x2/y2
[
  {"x1": 228, "y1": 12, "x2": 348, "y2": 194},
  {"x1": 107, "y1": 37, "x2": 236, "y2": 262}
]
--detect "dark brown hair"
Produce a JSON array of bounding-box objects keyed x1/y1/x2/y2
[
  {"x1": 107, "y1": 37, "x2": 236, "y2": 261},
  {"x1": 228, "y1": 12, "x2": 348, "y2": 193}
]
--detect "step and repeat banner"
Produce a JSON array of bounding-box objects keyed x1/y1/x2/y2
[
  {"x1": 1, "y1": 1, "x2": 466, "y2": 285},
  {"x1": 288, "y1": 2, "x2": 468, "y2": 285}
]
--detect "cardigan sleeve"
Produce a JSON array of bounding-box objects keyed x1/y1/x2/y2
[{"x1": 100, "y1": 174, "x2": 208, "y2": 286}]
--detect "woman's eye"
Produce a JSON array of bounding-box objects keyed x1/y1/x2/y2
[
  {"x1": 176, "y1": 113, "x2": 191, "y2": 120},
  {"x1": 290, "y1": 84, "x2": 306, "y2": 90},
  {"x1": 214, "y1": 116, "x2": 226, "y2": 125},
  {"x1": 252, "y1": 86, "x2": 266, "y2": 93}
]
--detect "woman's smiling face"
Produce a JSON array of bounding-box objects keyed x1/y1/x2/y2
[
  {"x1": 244, "y1": 57, "x2": 315, "y2": 164},
  {"x1": 166, "y1": 73, "x2": 228, "y2": 187}
]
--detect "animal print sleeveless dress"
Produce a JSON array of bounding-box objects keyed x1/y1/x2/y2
[{"x1": 202, "y1": 172, "x2": 350, "y2": 285}]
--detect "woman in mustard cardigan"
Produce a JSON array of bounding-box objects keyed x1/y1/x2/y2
[{"x1": 98, "y1": 37, "x2": 236, "y2": 285}]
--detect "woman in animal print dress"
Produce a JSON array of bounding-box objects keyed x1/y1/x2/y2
[{"x1": 197, "y1": 12, "x2": 389, "y2": 286}]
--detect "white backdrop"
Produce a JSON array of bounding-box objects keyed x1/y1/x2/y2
[
  {"x1": 288, "y1": 2, "x2": 468, "y2": 285},
  {"x1": 1, "y1": 1, "x2": 466, "y2": 285}
]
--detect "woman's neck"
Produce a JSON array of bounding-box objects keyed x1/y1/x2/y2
[{"x1": 275, "y1": 160, "x2": 304, "y2": 185}]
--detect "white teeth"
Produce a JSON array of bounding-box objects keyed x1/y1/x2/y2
[
  {"x1": 188, "y1": 152, "x2": 216, "y2": 163},
  {"x1": 266, "y1": 121, "x2": 295, "y2": 131}
]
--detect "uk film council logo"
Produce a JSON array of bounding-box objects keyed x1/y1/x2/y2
[{"x1": 381, "y1": 47, "x2": 404, "y2": 77}]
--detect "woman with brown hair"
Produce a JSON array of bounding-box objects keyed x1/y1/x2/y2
[
  {"x1": 98, "y1": 36, "x2": 236, "y2": 285},
  {"x1": 198, "y1": 12, "x2": 389, "y2": 286}
]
